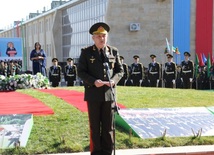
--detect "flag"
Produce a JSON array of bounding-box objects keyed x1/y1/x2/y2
[
  {"x1": 202, "y1": 53, "x2": 207, "y2": 64},
  {"x1": 165, "y1": 38, "x2": 170, "y2": 53},
  {"x1": 207, "y1": 53, "x2": 211, "y2": 78},
  {"x1": 199, "y1": 53, "x2": 205, "y2": 66},
  {"x1": 175, "y1": 47, "x2": 180, "y2": 54},
  {"x1": 195, "y1": 53, "x2": 199, "y2": 78}
]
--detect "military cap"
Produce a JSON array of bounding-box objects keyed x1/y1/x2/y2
[
  {"x1": 120, "y1": 56, "x2": 124, "y2": 60},
  {"x1": 52, "y1": 58, "x2": 58, "y2": 62},
  {"x1": 133, "y1": 55, "x2": 139, "y2": 59},
  {"x1": 67, "y1": 58, "x2": 73, "y2": 61},
  {"x1": 184, "y1": 51, "x2": 191, "y2": 57},
  {"x1": 89, "y1": 22, "x2": 110, "y2": 35},
  {"x1": 150, "y1": 54, "x2": 156, "y2": 58},
  {"x1": 14, "y1": 60, "x2": 18, "y2": 63},
  {"x1": 166, "y1": 53, "x2": 173, "y2": 58}
]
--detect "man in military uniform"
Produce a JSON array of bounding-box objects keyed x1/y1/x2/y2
[
  {"x1": 176, "y1": 65, "x2": 183, "y2": 88},
  {"x1": 148, "y1": 54, "x2": 161, "y2": 87},
  {"x1": 49, "y1": 58, "x2": 61, "y2": 87},
  {"x1": 130, "y1": 55, "x2": 144, "y2": 86},
  {"x1": 64, "y1": 58, "x2": 77, "y2": 86},
  {"x1": 181, "y1": 51, "x2": 194, "y2": 89},
  {"x1": 117, "y1": 56, "x2": 129, "y2": 86},
  {"x1": 163, "y1": 54, "x2": 177, "y2": 88},
  {"x1": 77, "y1": 22, "x2": 124, "y2": 155}
]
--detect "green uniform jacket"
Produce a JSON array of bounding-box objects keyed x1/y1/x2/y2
[{"x1": 78, "y1": 45, "x2": 124, "y2": 102}]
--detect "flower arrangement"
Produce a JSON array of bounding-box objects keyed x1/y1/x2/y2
[{"x1": 0, "y1": 73, "x2": 50, "y2": 91}]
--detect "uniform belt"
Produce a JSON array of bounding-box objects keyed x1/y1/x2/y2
[
  {"x1": 132, "y1": 72, "x2": 141, "y2": 74},
  {"x1": 165, "y1": 71, "x2": 174, "y2": 74},
  {"x1": 149, "y1": 71, "x2": 158, "y2": 74},
  {"x1": 67, "y1": 74, "x2": 74, "y2": 76},
  {"x1": 182, "y1": 70, "x2": 191, "y2": 73},
  {"x1": 52, "y1": 74, "x2": 58, "y2": 76}
]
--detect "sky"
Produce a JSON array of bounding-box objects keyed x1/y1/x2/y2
[{"x1": 0, "y1": 0, "x2": 53, "y2": 29}]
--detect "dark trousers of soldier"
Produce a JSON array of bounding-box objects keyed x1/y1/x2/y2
[
  {"x1": 67, "y1": 81, "x2": 74, "y2": 86},
  {"x1": 165, "y1": 80, "x2": 173, "y2": 88},
  {"x1": 87, "y1": 101, "x2": 114, "y2": 155},
  {"x1": 183, "y1": 76, "x2": 191, "y2": 89},
  {"x1": 132, "y1": 75, "x2": 141, "y2": 86},
  {"x1": 149, "y1": 80, "x2": 157, "y2": 87},
  {"x1": 52, "y1": 81, "x2": 59, "y2": 87}
]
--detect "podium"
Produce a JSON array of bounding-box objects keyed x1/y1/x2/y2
[{"x1": 7, "y1": 51, "x2": 17, "y2": 57}]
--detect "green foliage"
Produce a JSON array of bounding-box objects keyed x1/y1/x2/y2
[{"x1": 1, "y1": 87, "x2": 214, "y2": 154}]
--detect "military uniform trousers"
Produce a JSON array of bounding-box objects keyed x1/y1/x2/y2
[
  {"x1": 65, "y1": 75, "x2": 75, "y2": 86},
  {"x1": 50, "y1": 75, "x2": 60, "y2": 87},
  {"x1": 182, "y1": 72, "x2": 192, "y2": 89},
  {"x1": 164, "y1": 74, "x2": 174, "y2": 88},
  {"x1": 131, "y1": 73, "x2": 141, "y2": 86},
  {"x1": 87, "y1": 100, "x2": 114, "y2": 155}
]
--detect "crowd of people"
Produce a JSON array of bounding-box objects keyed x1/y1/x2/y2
[
  {"x1": 118, "y1": 52, "x2": 214, "y2": 90},
  {"x1": 0, "y1": 59, "x2": 22, "y2": 77}
]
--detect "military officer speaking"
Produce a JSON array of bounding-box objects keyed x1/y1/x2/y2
[
  {"x1": 163, "y1": 54, "x2": 177, "y2": 88},
  {"x1": 49, "y1": 58, "x2": 61, "y2": 87},
  {"x1": 181, "y1": 51, "x2": 194, "y2": 89},
  {"x1": 77, "y1": 22, "x2": 124, "y2": 155},
  {"x1": 64, "y1": 58, "x2": 77, "y2": 86}
]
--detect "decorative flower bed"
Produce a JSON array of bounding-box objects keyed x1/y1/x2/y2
[{"x1": 0, "y1": 73, "x2": 50, "y2": 91}]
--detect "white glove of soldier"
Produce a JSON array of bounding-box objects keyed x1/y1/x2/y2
[
  {"x1": 181, "y1": 78, "x2": 183, "y2": 82},
  {"x1": 172, "y1": 79, "x2": 175, "y2": 84},
  {"x1": 157, "y1": 79, "x2": 159, "y2": 84},
  {"x1": 189, "y1": 78, "x2": 193, "y2": 82}
]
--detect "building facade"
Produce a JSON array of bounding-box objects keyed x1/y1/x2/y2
[{"x1": 0, "y1": 0, "x2": 213, "y2": 71}]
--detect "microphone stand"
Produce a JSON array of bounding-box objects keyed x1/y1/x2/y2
[{"x1": 103, "y1": 62, "x2": 119, "y2": 155}]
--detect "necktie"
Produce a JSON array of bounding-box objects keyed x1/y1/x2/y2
[{"x1": 100, "y1": 49, "x2": 105, "y2": 62}]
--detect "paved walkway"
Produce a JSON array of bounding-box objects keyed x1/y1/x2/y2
[{"x1": 43, "y1": 145, "x2": 214, "y2": 155}]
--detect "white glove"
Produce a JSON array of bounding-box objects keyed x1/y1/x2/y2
[
  {"x1": 157, "y1": 79, "x2": 159, "y2": 84},
  {"x1": 73, "y1": 81, "x2": 76, "y2": 86},
  {"x1": 131, "y1": 80, "x2": 133, "y2": 83},
  {"x1": 148, "y1": 80, "x2": 150, "y2": 83},
  {"x1": 139, "y1": 79, "x2": 143, "y2": 84},
  {"x1": 181, "y1": 78, "x2": 183, "y2": 82},
  {"x1": 172, "y1": 79, "x2": 175, "y2": 84},
  {"x1": 189, "y1": 78, "x2": 193, "y2": 82}
]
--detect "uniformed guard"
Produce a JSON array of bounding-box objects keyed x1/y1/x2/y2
[
  {"x1": 163, "y1": 54, "x2": 177, "y2": 88},
  {"x1": 148, "y1": 54, "x2": 161, "y2": 87},
  {"x1": 64, "y1": 58, "x2": 77, "y2": 86},
  {"x1": 77, "y1": 22, "x2": 124, "y2": 155},
  {"x1": 117, "y1": 56, "x2": 129, "y2": 86},
  {"x1": 176, "y1": 65, "x2": 183, "y2": 88},
  {"x1": 130, "y1": 55, "x2": 144, "y2": 86},
  {"x1": 49, "y1": 58, "x2": 61, "y2": 87},
  {"x1": 197, "y1": 66, "x2": 207, "y2": 90},
  {"x1": 181, "y1": 52, "x2": 194, "y2": 89}
]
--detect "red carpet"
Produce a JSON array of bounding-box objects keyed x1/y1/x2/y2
[
  {"x1": 38, "y1": 89, "x2": 126, "y2": 112},
  {"x1": 0, "y1": 91, "x2": 54, "y2": 115}
]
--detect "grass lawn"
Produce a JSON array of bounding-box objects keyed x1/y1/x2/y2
[{"x1": 1, "y1": 86, "x2": 214, "y2": 154}]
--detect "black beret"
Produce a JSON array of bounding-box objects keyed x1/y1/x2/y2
[
  {"x1": 89, "y1": 22, "x2": 110, "y2": 35},
  {"x1": 184, "y1": 51, "x2": 191, "y2": 57},
  {"x1": 52, "y1": 58, "x2": 58, "y2": 62},
  {"x1": 120, "y1": 56, "x2": 124, "y2": 60},
  {"x1": 133, "y1": 55, "x2": 139, "y2": 59},
  {"x1": 166, "y1": 53, "x2": 173, "y2": 58},
  {"x1": 150, "y1": 54, "x2": 156, "y2": 58},
  {"x1": 67, "y1": 58, "x2": 73, "y2": 61}
]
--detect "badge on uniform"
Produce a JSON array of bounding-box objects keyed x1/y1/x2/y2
[{"x1": 90, "y1": 56, "x2": 95, "y2": 63}]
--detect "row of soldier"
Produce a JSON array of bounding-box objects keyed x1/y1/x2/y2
[
  {"x1": 0, "y1": 60, "x2": 22, "y2": 77},
  {"x1": 118, "y1": 52, "x2": 214, "y2": 89}
]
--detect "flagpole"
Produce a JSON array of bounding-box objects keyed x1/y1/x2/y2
[{"x1": 170, "y1": 0, "x2": 174, "y2": 55}]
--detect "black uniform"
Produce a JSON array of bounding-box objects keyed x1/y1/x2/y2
[
  {"x1": 163, "y1": 62, "x2": 177, "y2": 88},
  {"x1": 148, "y1": 62, "x2": 161, "y2": 87},
  {"x1": 78, "y1": 44, "x2": 123, "y2": 155},
  {"x1": 64, "y1": 65, "x2": 77, "y2": 86},
  {"x1": 130, "y1": 63, "x2": 144, "y2": 86},
  {"x1": 49, "y1": 65, "x2": 61, "y2": 87},
  {"x1": 181, "y1": 60, "x2": 194, "y2": 89},
  {"x1": 118, "y1": 63, "x2": 129, "y2": 86},
  {"x1": 176, "y1": 66, "x2": 183, "y2": 88}
]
